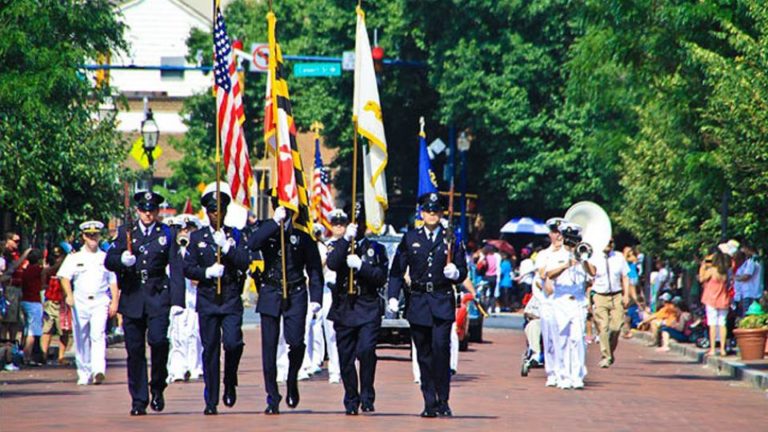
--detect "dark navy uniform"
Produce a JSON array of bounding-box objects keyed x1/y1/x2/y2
[
  {"x1": 104, "y1": 191, "x2": 185, "y2": 415},
  {"x1": 387, "y1": 194, "x2": 468, "y2": 417},
  {"x1": 183, "y1": 225, "x2": 250, "y2": 413},
  {"x1": 248, "y1": 218, "x2": 323, "y2": 413},
  {"x1": 326, "y1": 235, "x2": 387, "y2": 414}
]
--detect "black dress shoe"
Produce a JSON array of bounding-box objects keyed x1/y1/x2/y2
[
  {"x1": 345, "y1": 407, "x2": 359, "y2": 415},
  {"x1": 361, "y1": 404, "x2": 375, "y2": 413},
  {"x1": 204, "y1": 405, "x2": 218, "y2": 415},
  {"x1": 264, "y1": 404, "x2": 280, "y2": 415},
  {"x1": 437, "y1": 402, "x2": 453, "y2": 417},
  {"x1": 286, "y1": 381, "x2": 300, "y2": 408},
  {"x1": 184, "y1": 371, "x2": 191, "y2": 382},
  {"x1": 223, "y1": 385, "x2": 237, "y2": 407},
  {"x1": 150, "y1": 391, "x2": 165, "y2": 412},
  {"x1": 420, "y1": 409, "x2": 437, "y2": 418},
  {"x1": 130, "y1": 407, "x2": 146, "y2": 416}
]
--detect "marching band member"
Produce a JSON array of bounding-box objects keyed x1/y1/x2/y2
[{"x1": 535, "y1": 218, "x2": 566, "y2": 387}]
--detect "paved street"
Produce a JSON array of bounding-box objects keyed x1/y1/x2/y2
[{"x1": 2, "y1": 327, "x2": 767, "y2": 432}]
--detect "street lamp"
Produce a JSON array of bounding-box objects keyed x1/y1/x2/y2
[
  {"x1": 457, "y1": 131, "x2": 472, "y2": 242},
  {"x1": 141, "y1": 108, "x2": 159, "y2": 188}
]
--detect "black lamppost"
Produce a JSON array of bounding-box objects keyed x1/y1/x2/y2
[
  {"x1": 457, "y1": 131, "x2": 472, "y2": 241},
  {"x1": 140, "y1": 108, "x2": 159, "y2": 188}
]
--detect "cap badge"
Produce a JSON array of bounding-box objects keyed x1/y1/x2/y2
[{"x1": 144, "y1": 192, "x2": 152, "y2": 201}]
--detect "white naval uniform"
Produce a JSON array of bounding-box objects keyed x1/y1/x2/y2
[
  {"x1": 167, "y1": 274, "x2": 203, "y2": 381},
  {"x1": 300, "y1": 240, "x2": 341, "y2": 381},
  {"x1": 57, "y1": 248, "x2": 116, "y2": 384},
  {"x1": 546, "y1": 249, "x2": 589, "y2": 388},
  {"x1": 534, "y1": 247, "x2": 559, "y2": 384}
]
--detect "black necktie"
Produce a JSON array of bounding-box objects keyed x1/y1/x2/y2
[{"x1": 606, "y1": 254, "x2": 612, "y2": 293}]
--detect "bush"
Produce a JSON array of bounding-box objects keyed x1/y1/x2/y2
[{"x1": 737, "y1": 314, "x2": 768, "y2": 330}]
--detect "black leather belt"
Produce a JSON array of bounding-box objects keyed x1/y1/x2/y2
[
  {"x1": 595, "y1": 291, "x2": 621, "y2": 296},
  {"x1": 264, "y1": 278, "x2": 306, "y2": 291},
  {"x1": 411, "y1": 282, "x2": 452, "y2": 293}
]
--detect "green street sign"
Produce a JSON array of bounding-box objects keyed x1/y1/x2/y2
[{"x1": 293, "y1": 62, "x2": 341, "y2": 78}]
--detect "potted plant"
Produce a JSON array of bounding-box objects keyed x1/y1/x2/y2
[{"x1": 734, "y1": 308, "x2": 768, "y2": 361}]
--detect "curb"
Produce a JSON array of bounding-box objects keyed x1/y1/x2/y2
[{"x1": 632, "y1": 331, "x2": 768, "y2": 391}]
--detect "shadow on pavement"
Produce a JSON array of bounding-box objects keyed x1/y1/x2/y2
[
  {"x1": 637, "y1": 374, "x2": 734, "y2": 382},
  {"x1": 2, "y1": 389, "x2": 81, "y2": 398}
]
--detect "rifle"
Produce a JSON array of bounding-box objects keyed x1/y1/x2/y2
[{"x1": 123, "y1": 182, "x2": 133, "y2": 253}]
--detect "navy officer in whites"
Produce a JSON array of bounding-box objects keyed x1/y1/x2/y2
[
  {"x1": 326, "y1": 202, "x2": 387, "y2": 415},
  {"x1": 387, "y1": 192, "x2": 468, "y2": 418},
  {"x1": 105, "y1": 190, "x2": 185, "y2": 416},
  {"x1": 183, "y1": 183, "x2": 251, "y2": 415},
  {"x1": 248, "y1": 195, "x2": 323, "y2": 414}
]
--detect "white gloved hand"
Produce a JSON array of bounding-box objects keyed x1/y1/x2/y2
[
  {"x1": 170, "y1": 305, "x2": 184, "y2": 316},
  {"x1": 272, "y1": 206, "x2": 287, "y2": 224},
  {"x1": 387, "y1": 298, "x2": 400, "y2": 314},
  {"x1": 310, "y1": 302, "x2": 322, "y2": 314},
  {"x1": 212, "y1": 230, "x2": 231, "y2": 254},
  {"x1": 121, "y1": 251, "x2": 136, "y2": 267},
  {"x1": 346, "y1": 254, "x2": 362, "y2": 270},
  {"x1": 205, "y1": 263, "x2": 225, "y2": 279},
  {"x1": 344, "y1": 223, "x2": 357, "y2": 241},
  {"x1": 443, "y1": 263, "x2": 460, "y2": 281}
]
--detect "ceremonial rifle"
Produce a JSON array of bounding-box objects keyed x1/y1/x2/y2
[{"x1": 123, "y1": 182, "x2": 133, "y2": 254}]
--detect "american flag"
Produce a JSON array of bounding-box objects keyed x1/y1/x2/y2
[
  {"x1": 312, "y1": 137, "x2": 334, "y2": 232},
  {"x1": 214, "y1": 6, "x2": 253, "y2": 208}
]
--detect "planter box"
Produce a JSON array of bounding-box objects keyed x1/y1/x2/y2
[{"x1": 734, "y1": 328, "x2": 768, "y2": 361}]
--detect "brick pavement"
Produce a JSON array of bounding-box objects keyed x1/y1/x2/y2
[{"x1": 1, "y1": 327, "x2": 767, "y2": 432}]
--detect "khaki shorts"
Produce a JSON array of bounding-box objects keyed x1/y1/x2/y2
[
  {"x1": 42, "y1": 300, "x2": 68, "y2": 336},
  {"x1": 1, "y1": 285, "x2": 21, "y2": 324}
]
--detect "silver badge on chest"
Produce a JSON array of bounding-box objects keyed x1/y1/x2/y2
[
  {"x1": 158, "y1": 236, "x2": 166, "y2": 246},
  {"x1": 290, "y1": 235, "x2": 298, "y2": 245},
  {"x1": 367, "y1": 248, "x2": 375, "y2": 257},
  {"x1": 197, "y1": 241, "x2": 207, "y2": 248}
]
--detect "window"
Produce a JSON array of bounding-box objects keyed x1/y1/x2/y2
[{"x1": 160, "y1": 56, "x2": 185, "y2": 80}]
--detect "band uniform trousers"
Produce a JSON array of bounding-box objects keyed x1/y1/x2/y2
[
  {"x1": 72, "y1": 294, "x2": 110, "y2": 383},
  {"x1": 539, "y1": 297, "x2": 558, "y2": 380},
  {"x1": 592, "y1": 292, "x2": 624, "y2": 362}
]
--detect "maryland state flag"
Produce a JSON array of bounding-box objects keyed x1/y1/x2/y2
[
  {"x1": 265, "y1": 11, "x2": 313, "y2": 236},
  {"x1": 354, "y1": 6, "x2": 388, "y2": 234}
]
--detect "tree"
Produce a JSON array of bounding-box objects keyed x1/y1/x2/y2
[{"x1": 0, "y1": 0, "x2": 127, "y2": 237}]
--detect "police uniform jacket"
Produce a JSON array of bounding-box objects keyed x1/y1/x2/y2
[
  {"x1": 247, "y1": 219, "x2": 323, "y2": 317},
  {"x1": 183, "y1": 226, "x2": 251, "y2": 315},
  {"x1": 105, "y1": 223, "x2": 185, "y2": 319},
  {"x1": 387, "y1": 226, "x2": 468, "y2": 326},
  {"x1": 326, "y1": 237, "x2": 387, "y2": 327}
]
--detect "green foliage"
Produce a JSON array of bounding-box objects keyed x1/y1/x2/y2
[
  {"x1": 737, "y1": 314, "x2": 768, "y2": 329},
  {"x1": 0, "y1": 0, "x2": 127, "y2": 236}
]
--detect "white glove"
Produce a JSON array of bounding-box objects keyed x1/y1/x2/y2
[
  {"x1": 121, "y1": 251, "x2": 136, "y2": 267},
  {"x1": 213, "y1": 230, "x2": 231, "y2": 254},
  {"x1": 344, "y1": 223, "x2": 357, "y2": 241},
  {"x1": 310, "y1": 302, "x2": 322, "y2": 314},
  {"x1": 387, "y1": 298, "x2": 399, "y2": 314},
  {"x1": 273, "y1": 206, "x2": 287, "y2": 224},
  {"x1": 205, "y1": 263, "x2": 225, "y2": 279},
  {"x1": 170, "y1": 305, "x2": 184, "y2": 316},
  {"x1": 443, "y1": 263, "x2": 460, "y2": 281},
  {"x1": 346, "y1": 254, "x2": 362, "y2": 270}
]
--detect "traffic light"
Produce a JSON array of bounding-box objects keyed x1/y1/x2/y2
[{"x1": 372, "y1": 45, "x2": 384, "y2": 73}]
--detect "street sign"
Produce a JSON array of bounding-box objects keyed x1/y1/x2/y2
[
  {"x1": 342, "y1": 51, "x2": 355, "y2": 71},
  {"x1": 250, "y1": 42, "x2": 269, "y2": 72},
  {"x1": 293, "y1": 62, "x2": 341, "y2": 78}
]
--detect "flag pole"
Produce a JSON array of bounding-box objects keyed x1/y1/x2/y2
[
  {"x1": 214, "y1": 0, "x2": 222, "y2": 296},
  {"x1": 348, "y1": 118, "x2": 358, "y2": 295}
]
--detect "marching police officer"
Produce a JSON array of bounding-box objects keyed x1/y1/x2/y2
[
  {"x1": 105, "y1": 190, "x2": 185, "y2": 416},
  {"x1": 326, "y1": 203, "x2": 387, "y2": 415},
  {"x1": 248, "y1": 197, "x2": 323, "y2": 414},
  {"x1": 183, "y1": 183, "x2": 251, "y2": 415},
  {"x1": 387, "y1": 192, "x2": 468, "y2": 418}
]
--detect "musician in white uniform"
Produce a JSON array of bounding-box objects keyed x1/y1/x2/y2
[
  {"x1": 58, "y1": 221, "x2": 119, "y2": 385},
  {"x1": 167, "y1": 215, "x2": 204, "y2": 382},
  {"x1": 535, "y1": 218, "x2": 566, "y2": 387},
  {"x1": 544, "y1": 223, "x2": 595, "y2": 390}
]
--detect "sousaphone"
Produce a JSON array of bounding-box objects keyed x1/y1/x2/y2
[{"x1": 564, "y1": 201, "x2": 612, "y2": 260}]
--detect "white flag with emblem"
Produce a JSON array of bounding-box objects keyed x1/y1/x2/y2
[{"x1": 353, "y1": 5, "x2": 388, "y2": 234}]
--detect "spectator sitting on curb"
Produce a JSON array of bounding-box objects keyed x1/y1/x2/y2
[
  {"x1": 638, "y1": 293, "x2": 678, "y2": 346},
  {"x1": 656, "y1": 297, "x2": 692, "y2": 352},
  {"x1": 622, "y1": 296, "x2": 649, "y2": 339}
]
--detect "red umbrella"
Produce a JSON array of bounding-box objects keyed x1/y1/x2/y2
[{"x1": 485, "y1": 239, "x2": 515, "y2": 256}]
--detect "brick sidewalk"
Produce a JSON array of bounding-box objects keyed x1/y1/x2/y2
[{"x1": 1, "y1": 327, "x2": 766, "y2": 432}]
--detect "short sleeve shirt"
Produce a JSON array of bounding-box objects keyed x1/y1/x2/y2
[
  {"x1": 57, "y1": 249, "x2": 116, "y2": 300},
  {"x1": 589, "y1": 251, "x2": 629, "y2": 294}
]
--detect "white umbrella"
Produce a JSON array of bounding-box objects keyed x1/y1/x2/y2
[{"x1": 500, "y1": 217, "x2": 548, "y2": 235}]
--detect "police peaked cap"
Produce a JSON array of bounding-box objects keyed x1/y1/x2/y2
[
  {"x1": 418, "y1": 192, "x2": 443, "y2": 212},
  {"x1": 134, "y1": 190, "x2": 165, "y2": 211},
  {"x1": 201, "y1": 191, "x2": 231, "y2": 212},
  {"x1": 328, "y1": 209, "x2": 349, "y2": 225}
]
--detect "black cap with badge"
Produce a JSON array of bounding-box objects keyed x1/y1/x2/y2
[
  {"x1": 418, "y1": 192, "x2": 443, "y2": 212},
  {"x1": 134, "y1": 191, "x2": 165, "y2": 211}
]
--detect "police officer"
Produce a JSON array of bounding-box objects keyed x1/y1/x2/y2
[
  {"x1": 387, "y1": 192, "x2": 468, "y2": 418},
  {"x1": 183, "y1": 183, "x2": 251, "y2": 415},
  {"x1": 105, "y1": 190, "x2": 185, "y2": 416},
  {"x1": 326, "y1": 203, "x2": 387, "y2": 415},
  {"x1": 248, "y1": 198, "x2": 323, "y2": 414}
]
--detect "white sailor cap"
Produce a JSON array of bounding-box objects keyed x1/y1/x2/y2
[{"x1": 79, "y1": 220, "x2": 104, "y2": 234}]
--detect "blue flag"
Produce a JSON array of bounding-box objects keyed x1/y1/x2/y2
[{"x1": 417, "y1": 131, "x2": 438, "y2": 197}]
